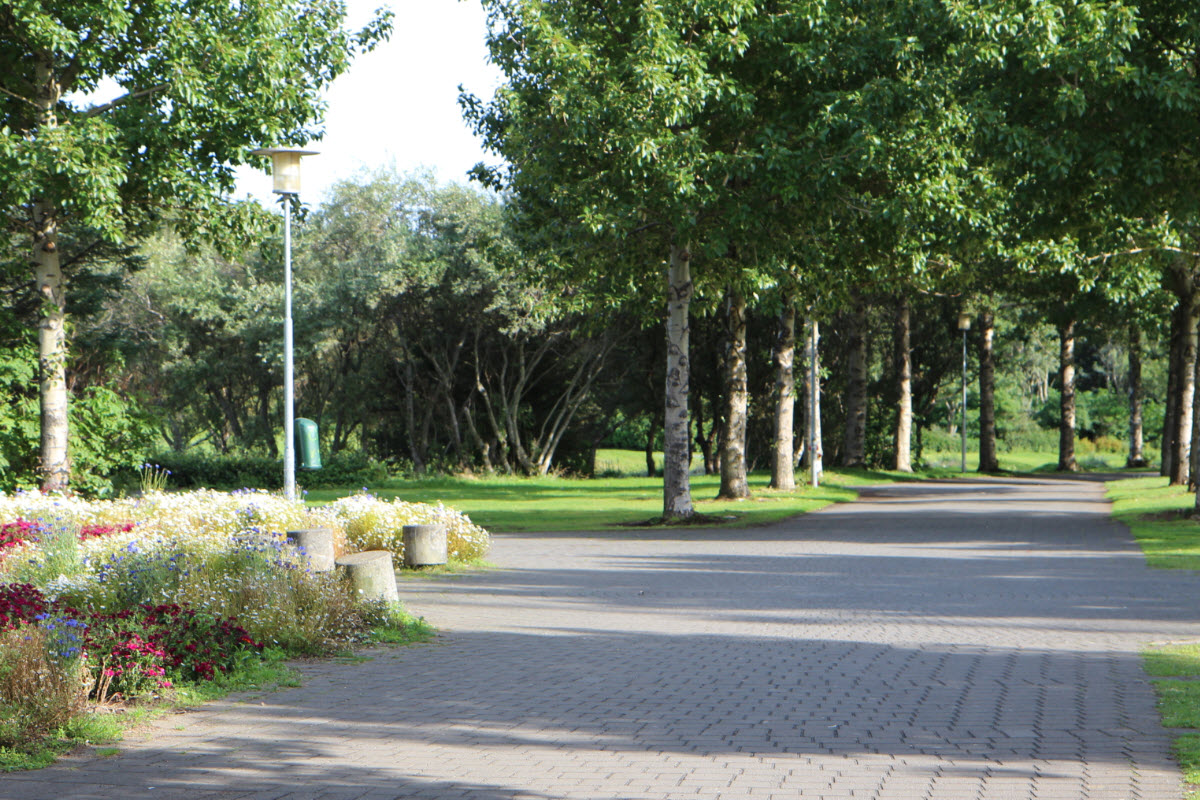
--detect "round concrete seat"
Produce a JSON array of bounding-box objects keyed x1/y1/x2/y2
[
  {"x1": 403, "y1": 524, "x2": 448, "y2": 567},
  {"x1": 287, "y1": 527, "x2": 335, "y2": 572},
  {"x1": 335, "y1": 550, "x2": 398, "y2": 603}
]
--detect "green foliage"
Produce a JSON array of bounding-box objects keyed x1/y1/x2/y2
[{"x1": 0, "y1": 341, "x2": 153, "y2": 496}]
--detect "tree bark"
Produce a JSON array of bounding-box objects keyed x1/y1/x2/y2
[
  {"x1": 769, "y1": 297, "x2": 796, "y2": 490},
  {"x1": 663, "y1": 241, "x2": 695, "y2": 519},
  {"x1": 1163, "y1": 304, "x2": 1183, "y2": 478},
  {"x1": 718, "y1": 288, "x2": 750, "y2": 499},
  {"x1": 645, "y1": 417, "x2": 659, "y2": 478},
  {"x1": 893, "y1": 297, "x2": 913, "y2": 473},
  {"x1": 1191, "y1": 338, "x2": 1200, "y2": 491},
  {"x1": 805, "y1": 318, "x2": 824, "y2": 482},
  {"x1": 1175, "y1": 304, "x2": 1199, "y2": 486},
  {"x1": 1127, "y1": 325, "x2": 1147, "y2": 468},
  {"x1": 33, "y1": 53, "x2": 69, "y2": 492},
  {"x1": 978, "y1": 308, "x2": 999, "y2": 472},
  {"x1": 1057, "y1": 319, "x2": 1078, "y2": 473},
  {"x1": 842, "y1": 297, "x2": 869, "y2": 468}
]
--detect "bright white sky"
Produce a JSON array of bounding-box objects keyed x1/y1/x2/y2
[{"x1": 235, "y1": 0, "x2": 503, "y2": 206}]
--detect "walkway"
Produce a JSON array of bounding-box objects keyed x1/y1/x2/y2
[{"x1": 4, "y1": 476, "x2": 1200, "y2": 799}]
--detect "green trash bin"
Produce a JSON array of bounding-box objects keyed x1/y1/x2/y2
[{"x1": 295, "y1": 418, "x2": 322, "y2": 470}]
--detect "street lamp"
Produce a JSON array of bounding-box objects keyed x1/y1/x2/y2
[
  {"x1": 957, "y1": 311, "x2": 971, "y2": 473},
  {"x1": 251, "y1": 147, "x2": 318, "y2": 501}
]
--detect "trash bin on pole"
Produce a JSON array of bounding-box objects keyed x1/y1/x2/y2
[{"x1": 295, "y1": 418, "x2": 322, "y2": 470}]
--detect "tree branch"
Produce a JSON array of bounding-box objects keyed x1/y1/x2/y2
[
  {"x1": 0, "y1": 83, "x2": 36, "y2": 107},
  {"x1": 82, "y1": 83, "x2": 169, "y2": 117}
]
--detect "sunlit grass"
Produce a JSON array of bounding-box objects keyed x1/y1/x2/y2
[
  {"x1": 1107, "y1": 476, "x2": 1200, "y2": 570},
  {"x1": 1144, "y1": 642, "x2": 1200, "y2": 797}
]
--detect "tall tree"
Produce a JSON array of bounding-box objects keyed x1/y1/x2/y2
[
  {"x1": 977, "y1": 307, "x2": 1000, "y2": 472},
  {"x1": 0, "y1": 0, "x2": 390, "y2": 490},
  {"x1": 768, "y1": 294, "x2": 797, "y2": 490}
]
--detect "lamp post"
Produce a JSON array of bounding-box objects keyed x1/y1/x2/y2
[
  {"x1": 957, "y1": 311, "x2": 971, "y2": 473},
  {"x1": 251, "y1": 147, "x2": 318, "y2": 501},
  {"x1": 809, "y1": 319, "x2": 820, "y2": 488}
]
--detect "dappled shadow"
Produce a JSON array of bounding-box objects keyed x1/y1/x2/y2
[
  {"x1": 6, "y1": 631, "x2": 1178, "y2": 799},
  {"x1": 6, "y1": 475, "x2": 1193, "y2": 800}
]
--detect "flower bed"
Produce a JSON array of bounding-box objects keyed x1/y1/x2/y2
[{"x1": 0, "y1": 487, "x2": 487, "y2": 751}]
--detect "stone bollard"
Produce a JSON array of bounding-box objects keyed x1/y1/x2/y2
[
  {"x1": 286, "y1": 527, "x2": 336, "y2": 572},
  {"x1": 403, "y1": 524, "x2": 447, "y2": 568},
  {"x1": 335, "y1": 550, "x2": 399, "y2": 603}
]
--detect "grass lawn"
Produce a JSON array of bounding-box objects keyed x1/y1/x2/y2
[
  {"x1": 308, "y1": 471, "x2": 861, "y2": 532},
  {"x1": 1107, "y1": 475, "x2": 1200, "y2": 569},
  {"x1": 1107, "y1": 474, "x2": 1200, "y2": 795},
  {"x1": 307, "y1": 448, "x2": 1134, "y2": 533},
  {"x1": 305, "y1": 448, "x2": 974, "y2": 533},
  {"x1": 1143, "y1": 640, "x2": 1200, "y2": 797}
]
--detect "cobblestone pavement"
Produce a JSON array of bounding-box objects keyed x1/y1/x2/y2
[{"x1": 5, "y1": 476, "x2": 1200, "y2": 800}]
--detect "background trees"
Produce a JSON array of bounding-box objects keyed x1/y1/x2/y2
[
  {"x1": 0, "y1": 0, "x2": 391, "y2": 490},
  {"x1": 2, "y1": 0, "x2": 1197, "y2": 503}
]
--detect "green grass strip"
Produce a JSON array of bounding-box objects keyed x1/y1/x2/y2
[{"x1": 1108, "y1": 476, "x2": 1200, "y2": 569}]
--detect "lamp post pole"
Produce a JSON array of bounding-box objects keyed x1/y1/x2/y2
[
  {"x1": 810, "y1": 319, "x2": 819, "y2": 488},
  {"x1": 282, "y1": 196, "x2": 295, "y2": 500},
  {"x1": 958, "y1": 312, "x2": 971, "y2": 473},
  {"x1": 252, "y1": 147, "x2": 318, "y2": 501}
]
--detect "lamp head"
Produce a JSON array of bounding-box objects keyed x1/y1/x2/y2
[
  {"x1": 251, "y1": 147, "x2": 319, "y2": 194},
  {"x1": 957, "y1": 312, "x2": 972, "y2": 331}
]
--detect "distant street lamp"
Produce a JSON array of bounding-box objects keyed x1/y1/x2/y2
[
  {"x1": 958, "y1": 311, "x2": 971, "y2": 473},
  {"x1": 251, "y1": 147, "x2": 318, "y2": 501}
]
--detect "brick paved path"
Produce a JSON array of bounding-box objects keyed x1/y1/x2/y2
[{"x1": 5, "y1": 476, "x2": 1200, "y2": 800}]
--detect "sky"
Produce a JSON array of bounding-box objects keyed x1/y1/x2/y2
[{"x1": 235, "y1": 0, "x2": 503, "y2": 206}]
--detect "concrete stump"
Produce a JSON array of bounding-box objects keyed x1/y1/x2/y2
[
  {"x1": 403, "y1": 524, "x2": 447, "y2": 567},
  {"x1": 286, "y1": 527, "x2": 335, "y2": 572},
  {"x1": 335, "y1": 550, "x2": 399, "y2": 603}
]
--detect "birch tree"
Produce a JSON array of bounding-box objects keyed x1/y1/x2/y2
[{"x1": 0, "y1": 0, "x2": 390, "y2": 490}]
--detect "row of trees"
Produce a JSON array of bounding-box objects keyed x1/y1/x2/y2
[
  {"x1": 0, "y1": 167, "x2": 1165, "y2": 498},
  {"x1": 458, "y1": 0, "x2": 1200, "y2": 517},
  {"x1": 2, "y1": 0, "x2": 1198, "y2": 518}
]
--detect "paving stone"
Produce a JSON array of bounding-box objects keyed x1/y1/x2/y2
[{"x1": 2, "y1": 477, "x2": 1197, "y2": 799}]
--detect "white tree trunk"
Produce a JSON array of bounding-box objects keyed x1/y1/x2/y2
[
  {"x1": 718, "y1": 288, "x2": 750, "y2": 499},
  {"x1": 805, "y1": 318, "x2": 823, "y2": 485},
  {"x1": 769, "y1": 299, "x2": 796, "y2": 490},
  {"x1": 33, "y1": 52, "x2": 69, "y2": 492},
  {"x1": 893, "y1": 297, "x2": 913, "y2": 473},
  {"x1": 1058, "y1": 319, "x2": 1078, "y2": 473},
  {"x1": 663, "y1": 240, "x2": 694, "y2": 519}
]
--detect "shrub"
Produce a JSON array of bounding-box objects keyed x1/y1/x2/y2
[
  {"x1": 0, "y1": 624, "x2": 89, "y2": 744},
  {"x1": 10, "y1": 519, "x2": 84, "y2": 587},
  {"x1": 0, "y1": 583, "x2": 47, "y2": 630},
  {"x1": 173, "y1": 553, "x2": 363, "y2": 654},
  {"x1": 147, "y1": 451, "x2": 392, "y2": 491},
  {"x1": 318, "y1": 493, "x2": 491, "y2": 566},
  {"x1": 86, "y1": 603, "x2": 262, "y2": 701}
]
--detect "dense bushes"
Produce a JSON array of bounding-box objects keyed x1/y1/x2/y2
[{"x1": 144, "y1": 451, "x2": 392, "y2": 491}]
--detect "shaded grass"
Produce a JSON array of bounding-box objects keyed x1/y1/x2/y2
[{"x1": 1155, "y1": 681, "x2": 1200, "y2": 728}]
